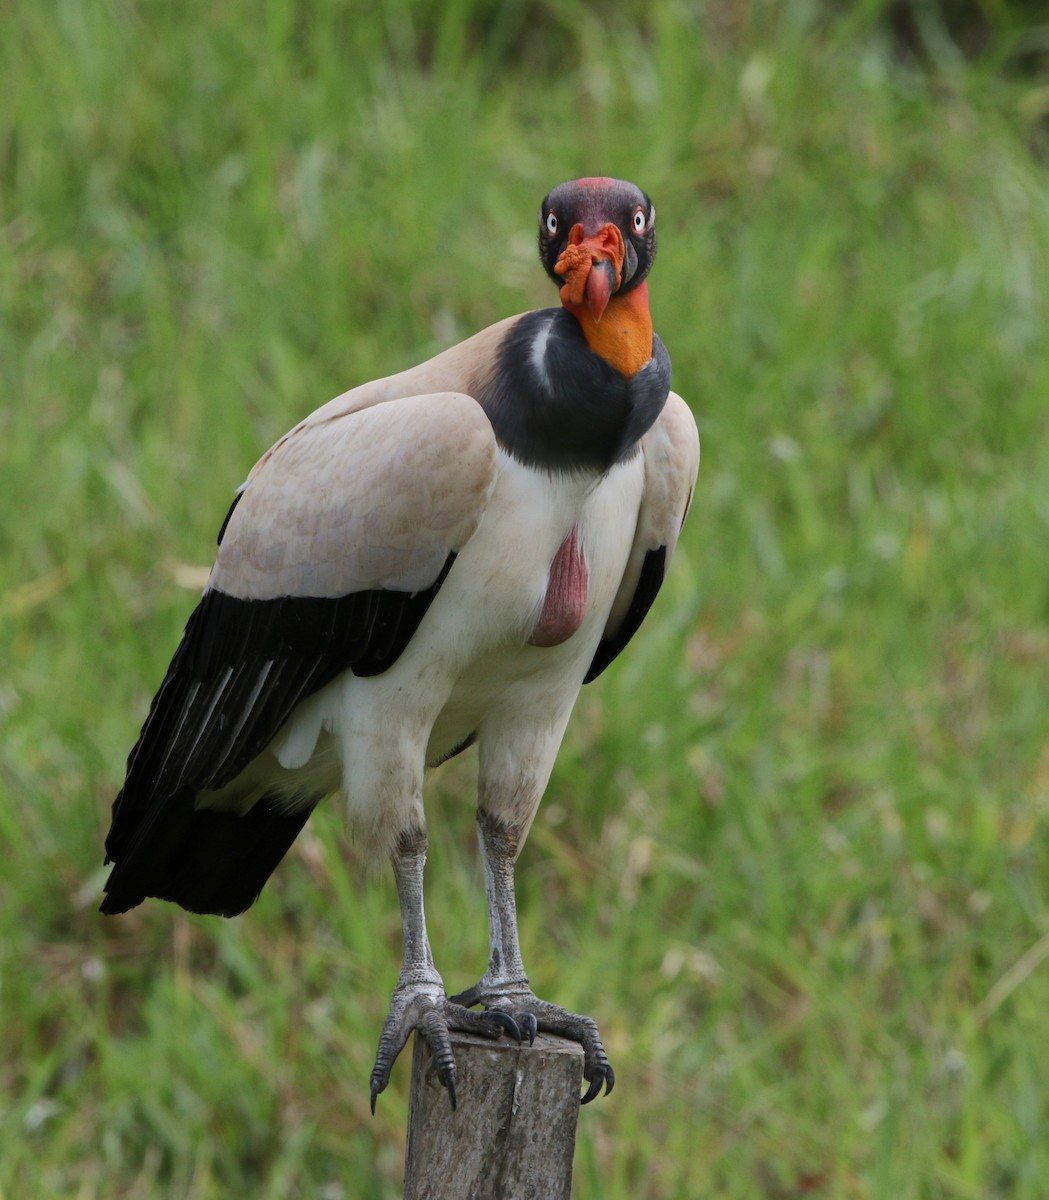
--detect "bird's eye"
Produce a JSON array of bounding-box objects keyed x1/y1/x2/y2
[
  {"x1": 545, "y1": 211, "x2": 558, "y2": 236},
  {"x1": 632, "y1": 208, "x2": 647, "y2": 234}
]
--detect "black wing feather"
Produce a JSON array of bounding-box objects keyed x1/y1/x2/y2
[
  {"x1": 102, "y1": 554, "x2": 456, "y2": 915},
  {"x1": 583, "y1": 546, "x2": 667, "y2": 684}
]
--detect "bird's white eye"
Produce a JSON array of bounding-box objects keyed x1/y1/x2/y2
[
  {"x1": 632, "y1": 207, "x2": 647, "y2": 234},
  {"x1": 545, "y1": 211, "x2": 558, "y2": 235}
]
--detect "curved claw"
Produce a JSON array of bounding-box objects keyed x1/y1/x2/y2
[
  {"x1": 442, "y1": 1000, "x2": 522, "y2": 1043},
  {"x1": 514, "y1": 1011, "x2": 538, "y2": 1046},
  {"x1": 486, "y1": 1009, "x2": 524, "y2": 1043},
  {"x1": 370, "y1": 1082, "x2": 381, "y2": 1116},
  {"x1": 580, "y1": 1063, "x2": 615, "y2": 1105},
  {"x1": 438, "y1": 1063, "x2": 458, "y2": 1112}
]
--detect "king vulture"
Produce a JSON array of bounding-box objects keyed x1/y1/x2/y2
[{"x1": 103, "y1": 177, "x2": 700, "y2": 1110}]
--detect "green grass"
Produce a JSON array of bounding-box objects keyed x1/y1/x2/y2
[{"x1": 3, "y1": 1, "x2": 1049, "y2": 1196}]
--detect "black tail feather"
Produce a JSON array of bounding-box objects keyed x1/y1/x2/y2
[{"x1": 101, "y1": 791, "x2": 318, "y2": 918}]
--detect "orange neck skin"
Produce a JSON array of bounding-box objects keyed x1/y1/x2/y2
[{"x1": 562, "y1": 282, "x2": 653, "y2": 378}]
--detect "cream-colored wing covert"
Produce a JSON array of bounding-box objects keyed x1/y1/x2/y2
[{"x1": 211, "y1": 391, "x2": 498, "y2": 600}]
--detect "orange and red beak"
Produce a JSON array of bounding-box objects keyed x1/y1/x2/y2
[{"x1": 555, "y1": 222, "x2": 626, "y2": 323}]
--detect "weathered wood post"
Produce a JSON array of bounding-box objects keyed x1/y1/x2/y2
[{"x1": 403, "y1": 1029, "x2": 585, "y2": 1199}]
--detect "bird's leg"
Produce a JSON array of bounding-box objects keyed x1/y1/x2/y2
[
  {"x1": 369, "y1": 825, "x2": 521, "y2": 1113},
  {"x1": 450, "y1": 808, "x2": 615, "y2": 1103}
]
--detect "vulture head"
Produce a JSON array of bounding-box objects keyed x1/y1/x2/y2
[{"x1": 538, "y1": 177, "x2": 657, "y2": 323}]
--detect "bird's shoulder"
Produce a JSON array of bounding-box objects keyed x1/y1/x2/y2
[{"x1": 245, "y1": 313, "x2": 525, "y2": 472}]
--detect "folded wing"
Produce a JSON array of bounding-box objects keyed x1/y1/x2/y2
[
  {"x1": 586, "y1": 391, "x2": 699, "y2": 682},
  {"x1": 103, "y1": 392, "x2": 497, "y2": 914}
]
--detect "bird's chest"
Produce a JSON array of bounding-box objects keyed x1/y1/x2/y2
[
  {"x1": 370, "y1": 452, "x2": 646, "y2": 768},
  {"x1": 450, "y1": 450, "x2": 644, "y2": 656}
]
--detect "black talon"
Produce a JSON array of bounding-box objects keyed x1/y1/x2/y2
[
  {"x1": 516, "y1": 1011, "x2": 538, "y2": 1045},
  {"x1": 487, "y1": 1010, "x2": 523, "y2": 1042},
  {"x1": 369, "y1": 1065, "x2": 390, "y2": 1115},
  {"x1": 438, "y1": 1066, "x2": 458, "y2": 1111},
  {"x1": 580, "y1": 1064, "x2": 614, "y2": 1104}
]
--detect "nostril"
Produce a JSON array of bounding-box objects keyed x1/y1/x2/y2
[{"x1": 596, "y1": 223, "x2": 623, "y2": 255}]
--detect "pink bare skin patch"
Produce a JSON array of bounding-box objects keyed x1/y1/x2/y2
[{"x1": 529, "y1": 528, "x2": 589, "y2": 648}]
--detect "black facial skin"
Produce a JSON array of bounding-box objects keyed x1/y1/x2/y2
[{"x1": 537, "y1": 178, "x2": 657, "y2": 293}]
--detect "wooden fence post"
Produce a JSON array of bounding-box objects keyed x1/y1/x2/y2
[{"x1": 403, "y1": 1028, "x2": 585, "y2": 1199}]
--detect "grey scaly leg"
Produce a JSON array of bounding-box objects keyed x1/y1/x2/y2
[
  {"x1": 450, "y1": 809, "x2": 615, "y2": 1103},
  {"x1": 369, "y1": 826, "x2": 520, "y2": 1112}
]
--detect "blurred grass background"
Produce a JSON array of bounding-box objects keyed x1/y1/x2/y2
[{"x1": 3, "y1": 0, "x2": 1049, "y2": 1196}]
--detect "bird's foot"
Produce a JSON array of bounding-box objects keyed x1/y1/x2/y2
[
  {"x1": 449, "y1": 981, "x2": 615, "y2": 1103},
  {"x1": 369, "y1": 981, "x2": 522, "y2": 1113}
]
